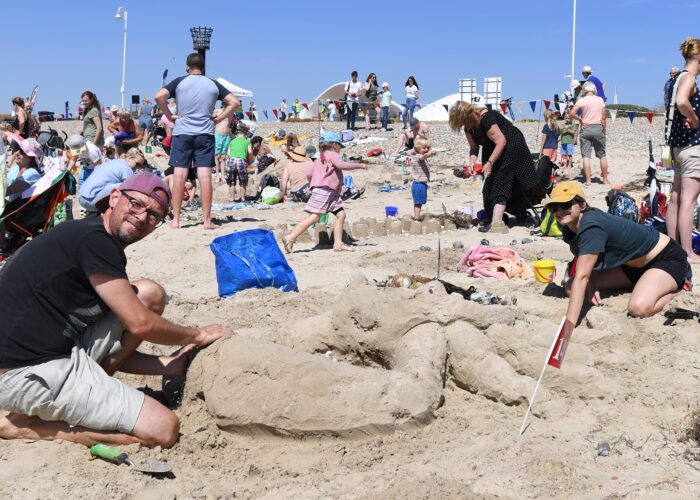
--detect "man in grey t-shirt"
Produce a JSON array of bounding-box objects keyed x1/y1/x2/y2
[{"x1": 155, "y1": 53, "x2": 238, "y2": 229}]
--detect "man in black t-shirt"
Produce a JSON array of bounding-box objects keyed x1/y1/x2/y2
[{"x1": 0, "y1": 172, "x2": 231, "y2": 448}]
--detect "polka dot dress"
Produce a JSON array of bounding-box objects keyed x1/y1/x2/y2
[{"x1": 669, "y1": 73, "x2": 700, "y2": 148}]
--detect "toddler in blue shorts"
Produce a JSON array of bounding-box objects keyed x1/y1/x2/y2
[{"x1": 410, "y1": 137, "x2": 437, "y2": 221}]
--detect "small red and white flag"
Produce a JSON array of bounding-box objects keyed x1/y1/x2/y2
[{"x1": 519, "y1": 317, "x2": 573, "y2": 434}]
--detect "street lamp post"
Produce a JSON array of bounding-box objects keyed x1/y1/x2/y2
[
  {"x1": 190, "y1": 27, "x2": 213, "y2": 75},
  {"x1": 114, "y1": 7, "x2": 128, "y2": 109}
]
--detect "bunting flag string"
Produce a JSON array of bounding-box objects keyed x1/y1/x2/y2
[
  {"x1": 442, "y1": 104, "x2": 449, "y2": 112},
  {"x1": 263, "y1": 110, "x2": 268, "y2": 119},
  {"x1": 529, "y1": 101, "x2": 537, "y2": 112},
  {"x1": 500, "y1": 102, "x2": 507, "y2": 113},
  {"x1": 645, "y1": 111, "x2": 654, "y2": 124},
  {"x1": 627, "y1": 111, "x2": 636, "y2": 123},
  {"x1": 272, "y1": 109, "x2": 279, "y2": 119},
  {"x1": 543, "y1": 100, "x2": 551, "y2": 110},
  {"x1": 609, "y1": 109, "x2": 617, "y2": 123}
]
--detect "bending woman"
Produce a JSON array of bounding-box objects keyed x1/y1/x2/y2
[
  {"x1": 449, "y1": 101, "x2": 538, "y2": 233},
  {"x1": 549, "y1": 182, "x2": 690, "y2": 337}
]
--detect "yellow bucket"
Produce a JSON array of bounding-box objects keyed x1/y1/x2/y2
[{"x1": 532, "y1": 260, "x2": 557, "y2": 284}]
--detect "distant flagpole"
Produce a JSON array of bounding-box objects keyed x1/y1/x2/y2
[
  {"x1": 614, "y1": 85, "x2": 618, "y2": 105},
  {"x1": 570, "y1": 0, "x2": 577, "y2": 84}
]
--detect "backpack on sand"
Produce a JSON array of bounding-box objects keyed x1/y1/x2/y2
[
  {"x1": 606, "y1": 189, "x2": 639, "y2": 222},
  {"x1": 539, "y1": 207, "x2": 563, "y2": 237}
]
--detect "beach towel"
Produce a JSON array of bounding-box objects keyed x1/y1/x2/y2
[{"x1": 456, "y1": 244, "x2": 533, "y2": 280}]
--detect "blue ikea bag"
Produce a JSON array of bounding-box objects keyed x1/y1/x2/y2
[{"x1": 210, "y1": 229, "x2": 298, "y2": 297}]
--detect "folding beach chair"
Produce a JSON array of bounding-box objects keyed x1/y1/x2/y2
[{"x1": 1, "y1": 168, "x2": 71, "y2": 256}]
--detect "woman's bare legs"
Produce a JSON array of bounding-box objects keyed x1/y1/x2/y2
[
  {"x1": 627, "y1": 268, "x2": 681, "y2": 317},
  {"x1": 665, "y1": 172, "x2": 682, "y2": 241},
  {"x1": 491, "y1": 203, "x2": 506, "y2": 224},
  {"x1": 678, "y1": 176, "x2": 700, "y2": 263}
]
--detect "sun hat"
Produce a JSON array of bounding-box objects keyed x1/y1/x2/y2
[
  {"x1": 17, "y1": 138, "x2": 43, "y2": 162},
  {"x1": 305, "y1": 145, "x2": 320, "y2": 159},
  {"x1": 319, "y1": 131, "x2": 344, "y2": 147},
  {"x1": 582, "y1": 65, "x2": 592, "y2": 74},
  {"x1": 96, "y1": 171, "x2": 173, "y2": 217},
  {"x1": 570, "y1": 79, "x2": 581, "y2": 90},
  {"x1": 286, "y1": 146, "x2": 309, "y2": 162},
  {"x1": 66, "y1": 134, "x2": 86, "y2": 151},
  {"x1": 110, "y1": 104, "x2": 119, "y2": 113},
  {"x1": 381, "y1": 82, "x2": 389, "y2": 88},
  {"x1": 545, "y1": 181, "x2": 586, "y2": 208}
]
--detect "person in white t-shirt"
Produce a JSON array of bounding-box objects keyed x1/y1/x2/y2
[
  {"x1": 402, "y1": 75, "x2": 420, "y2": 129},
  {"x1": 280, "y1": 99, "x2": 288, "y2": 122},
  {"x1": 345, "y1": 71, "x2": 363, "y2": 130}
]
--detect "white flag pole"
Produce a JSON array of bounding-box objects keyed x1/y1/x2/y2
[{"x1": 519, "y1": 316, "x2": 566, "y2": 435}]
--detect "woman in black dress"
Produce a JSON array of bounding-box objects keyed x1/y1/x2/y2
[{"x1": 449, "y1": 101, "x2": 538, "y2": 233}]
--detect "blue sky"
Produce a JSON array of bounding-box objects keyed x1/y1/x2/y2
[{"x1": 2, "y1": 0, "x2": 698, "y2": 118}]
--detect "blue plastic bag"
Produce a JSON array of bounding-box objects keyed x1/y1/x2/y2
[{"x1": 210, "y1": 229, "x2": 298, "y2": 297}]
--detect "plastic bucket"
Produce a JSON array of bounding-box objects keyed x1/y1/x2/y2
[
  {"x1": 532, "y1": 260, "x2": 557, "y2": 283},
  {"x1": 385, "y1": 206, "x2": 398, "y2": 217}
]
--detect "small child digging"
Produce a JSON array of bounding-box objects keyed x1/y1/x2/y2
[
  {"x1": 283, "y1": 132, "x2": 366, "y2": 253},
  {"x1": 411, "y1": 137, "x2": 437, "y2": 221}
]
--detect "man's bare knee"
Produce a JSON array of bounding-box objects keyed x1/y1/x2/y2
[
  {"x1": 131, "y1": 279, "x2": 167, "y2": 315},
  {"x1": 133, "y1": 398, "x2": 180, "y2": 448}
]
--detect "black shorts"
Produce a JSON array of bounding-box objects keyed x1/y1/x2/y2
[
  {"x1": 164, "y1": 165, "x2": 197, "y2": 182},
  {"x1": 621, "y1": 239, "x2": 690, "y2": 290}
]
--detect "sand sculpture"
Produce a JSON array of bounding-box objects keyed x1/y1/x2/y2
[{"x1": 183, "y1": 278, "x2": 620, "y2": 437}]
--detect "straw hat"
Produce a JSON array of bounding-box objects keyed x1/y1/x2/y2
[{"x1": 286, "y1": 146, "x2": 309, "y2": 162}]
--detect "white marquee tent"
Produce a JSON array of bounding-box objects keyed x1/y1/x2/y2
[
  {"x1": 216, "y1": 77, "x2": 254, "y2": 98},
  {"x1": 299, "y1": 82, "x2": 404, "y2": 120}
]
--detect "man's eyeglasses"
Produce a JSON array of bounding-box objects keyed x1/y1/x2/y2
[
  {"x1": 549, "y1": 199, "x2": 576, "y2": 212},
  {"x1": 121, "y1": 192, "x2": 166, "y2": 227}
]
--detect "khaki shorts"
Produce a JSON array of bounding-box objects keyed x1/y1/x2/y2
[
  {"x1": 672, "y1": 144, "x2": 700, "y2": 178},
  {"x1": 0, "y1": 313, "x2": 144, "y2": 433},
  {"x1": 580, "y1": 124, "x2": 606, "y2": 158}
]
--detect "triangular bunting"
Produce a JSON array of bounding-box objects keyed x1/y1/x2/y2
[
  {"x1": 334, "y1": 101, "x2": 341, "y2": 110},
  {"x1": 627, "y1": 111, "x2": 636, "y2": 123},
  {"x1": 272, "y1": 109, "x2": 279, "y2": 119},
  {"x1": 500, "y1": 102, "x2": 507, "y2": 113},
  {"x1": 442, "y1": 104, "x2": 449, "y2": 112},
  {"x1": 543, "y1": 100, "x2": 551, "y2": 110},
  {"x1": 245, "y1": 111, "x2": 253, "y2": 120},
  {"x1": 302, "y1": 102, "x2": 309, "y2": 110},
  {"x1": 486, "y1": 104, "x2": 493, "y2": 111},
  {"x1": 609, "y1": 109, "x2": 617, "y2": 123},
  {"x1": 263, "y1": 110, "x2": 268, "y2": 119},
  {"x1": 415, "y1": 104, "x2": 422, "y2": 109},
  {"x1": 645, "y1": 111, "x2": 654, "y2": 124},
  {"x1": 515, "y1": 101, "x2": 523, "y2": 112},
  {"x1": 557, "y1": 102, "x2": 566, "y2": 114},
  {"x1": 529, "y1": 101, "x2": 537, "y2": 112}
]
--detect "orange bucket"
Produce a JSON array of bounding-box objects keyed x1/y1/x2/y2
[{"x1": 532, "y1": 260, "x2": 557, "y2": 283}]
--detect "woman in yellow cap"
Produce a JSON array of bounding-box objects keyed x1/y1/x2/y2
[{"x1": 547, "y1": 182, "x2": 690, "y2": 332}]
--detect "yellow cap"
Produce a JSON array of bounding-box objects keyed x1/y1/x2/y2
[{"x1": 545, "y1": 181, "x2": 586, "y2": 207}]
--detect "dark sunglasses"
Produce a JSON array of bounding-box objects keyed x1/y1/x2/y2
[{"x1": 549, "y1": 199, "x2": 576, "y2": 212}]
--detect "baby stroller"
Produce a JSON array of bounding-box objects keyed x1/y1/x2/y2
[
  {"x1": 506, "y1": 154, "x2": 557, "y2": 227},
  {"x1": 150, "y1": 115, "x2": 167, "y2": 148},
  {"x1": 0, "y1": 168, "x2": 72, "y2": 257}
]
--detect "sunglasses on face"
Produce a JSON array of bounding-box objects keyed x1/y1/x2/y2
[{"x1": 549, "y1": 199, "x2": 576, "y2": 212}]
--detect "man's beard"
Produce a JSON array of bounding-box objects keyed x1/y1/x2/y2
[{"x1": 114, "y1": 225, "x2": 141, "y2": 246}]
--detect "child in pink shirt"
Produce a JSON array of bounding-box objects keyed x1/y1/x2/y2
[{"x1": 283, "y1": 132, "x2": 366, "y2": 253}]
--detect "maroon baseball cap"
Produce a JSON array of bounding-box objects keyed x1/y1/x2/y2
[{"x1": 96, "y1": 172, "x2": 173, "y2": 218}]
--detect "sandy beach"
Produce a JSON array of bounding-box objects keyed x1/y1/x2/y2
[{"x1": 1, "y1": 117, "x2": 699, "y2": 499}]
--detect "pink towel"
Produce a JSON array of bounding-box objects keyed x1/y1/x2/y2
[{"x1": 456, "y1": 245, "x2": 533, "y2": 280}]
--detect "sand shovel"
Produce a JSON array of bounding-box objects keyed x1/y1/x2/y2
[{"x1": 89, "y1": 444, "x2": 172, "y2": 475}]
